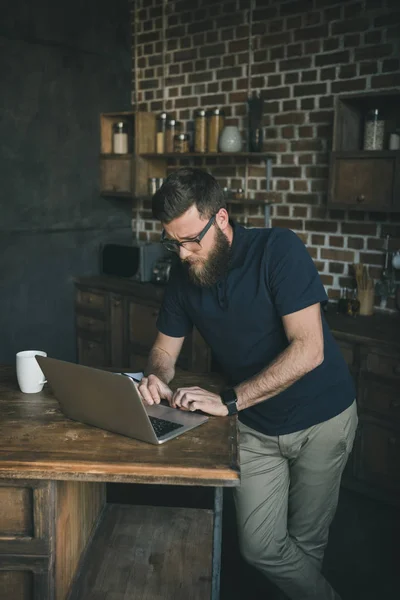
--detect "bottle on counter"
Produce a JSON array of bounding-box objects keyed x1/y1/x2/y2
[
  {"x1": 156, "y1": 112, "x2": 168, "y2": 154},
  {"x1": 165, "y1": 119, "x2": 181, "y2": 153},
  {"x1": 112, "y1": 121, "x2": 129, "y2": 154},
  {"x1": 207, "y1": 108, "x2": 225, "y2": 153},
  {"x1": 363, "y1": 108, "x2": 385, "y2": 150},
  {"x1": 194, "y1": 109, "x2": 207, "y2": 153}
]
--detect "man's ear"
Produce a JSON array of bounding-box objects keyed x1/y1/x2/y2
[{"x1": 216, "y1": 208, "x2": 229, "y2": 231}]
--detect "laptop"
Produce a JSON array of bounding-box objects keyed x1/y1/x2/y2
[{"x1": 35, "y1": 356, "x2": 208, "y2": 445}]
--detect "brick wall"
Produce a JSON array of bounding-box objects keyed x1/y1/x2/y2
[{"x1": 131, "y1": 0, "x2": 400, "y2": 310}]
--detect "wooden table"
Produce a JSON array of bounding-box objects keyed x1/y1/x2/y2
[{"x1": 0, "y1": 366, "x2": 239, "y2": 600}]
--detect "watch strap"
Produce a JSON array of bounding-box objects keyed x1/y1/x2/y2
[{"x1": 220, "y1": 388, "x2": 238, "y2": 416}]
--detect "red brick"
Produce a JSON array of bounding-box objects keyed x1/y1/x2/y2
[
  {"x1": 364, "y1": 30, "x2": 383, "y2": 44},
  {"x1": 301, "y1": 98, "x2": 315, "y2": 110},
  {"x1": 382, "y1": 58, "x2": 400, "y2": 73},
  {"x1": 252, "y1": 61, "x2": 277, "y2": 74},
  {"x1": 298, "y1": 154, "x2": 314, "y2": 165},
  {"x1": 312, "y1": 234, "x2": 325, "y2": 245},
  {"x1": 293, "y1": 180, "x2": 309, "y2": 192},
  {"x1": 287, "y1": 193, "x2": 319, "y2": 205},
  {"x1": 323, "y1": 38, "x2": 340, "y2": 52},
  {"x1": 305, "y1": 220, "x2": 338, "y2": 233},
  {"x1": 339, "y1": 64, "x2": 357, "y2": 79},
  {"x1": 275, "y1": 112, "x2": 305, "y2": 125},
  {"x1": 320, "y1": 274, "x2": 334, "y2": 285},
  {"x1": 299, "y1": 126, "x2": 314, "y2": 137},
  {"x1": 329, "y1": 262, "x2": 344, "y2": 274},
  {"x1": 360, "y1": 61, "x2": 378, "y2": 76},
  {"x1": 359, "y1": 252, "x2": 384, "y2": 266},
  {"x1": 329, "y1": 236, "x2": 344, "y2": 248},
  {"x1": 273, "y1": 166, "x2": 302, "y2": 178},
  {"x1": 301, "y1": 70, "x2": 318, "y2": 82},
  {"x1": 342, "y1": 222, "x2": 377, "y2": 236},
  {"x1": 291, "y1": 139, "x2": 324, "y2": 151},
  {"x1": 285, "y1": 72, "x2": 300, "y2": 84},
  {"x1": 271, "y1": 219, "x2": 304, "y2": 230},
  {"x1": 321, "y1": 249, "x2": 354, "y2": 261},
  {"x1": 293, "y1": 206, "x2": 309, "y2": 217},
  {"x1": 283, "y1": 100, "x2": 298, "y2": 111},
  {"x1": 282, "y1": 126, "x2": 295, "y2": 138},
  {"x1": 281, "y1": 154, "x2": 296, "y2": 164}
]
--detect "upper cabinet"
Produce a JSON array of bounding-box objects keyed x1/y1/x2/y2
[{"x1": 328, "y1": 91, "x2": 400, "y2": 212}]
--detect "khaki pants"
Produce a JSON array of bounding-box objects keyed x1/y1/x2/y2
[{"x1": 234, "y1": 400, "x2": 358, "y2": 600}]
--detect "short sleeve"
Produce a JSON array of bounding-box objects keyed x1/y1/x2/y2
[
  {"x1": 266, "y1": 228, "x2": 328, "y2": 317},
  {"x1": 156, "y1": 264, "x2": 193, "y2": 338}
]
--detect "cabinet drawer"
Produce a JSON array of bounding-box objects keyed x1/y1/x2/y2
[
  {"x1": 364, "y1": 350, "x2": 400, "y2": 379},
  {"x1": 76, "y1": 314, "x2": 106, "y2": 337},
  {"x1": 358, "y1": 376, "x2": 400, "y2": 421},
  {"x1": 77, "y1": 337, "x2": 108, "y2": 367},
  {"x1": 0, "y1": 481, "x2": 52, "y2": 557},
  {"x1": 331, "y1": 157, "x2": 394, "y2": 208},
  {"x1": 357, "y1": 421, "x2": 400, "y2": 488},
  {"x1": 128, "y1": 302, "x2": 159, "y2": 351},
  {"x1": 76, "y1": 289, "x2": 107, "y2": 313},
  {"x1": 336, "y1": 340, "x2": 355, "y2": 367}
]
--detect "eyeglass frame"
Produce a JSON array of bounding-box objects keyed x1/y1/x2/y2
[{"x1": 160, "y1": 214, "x2": 216, "y2": 253}]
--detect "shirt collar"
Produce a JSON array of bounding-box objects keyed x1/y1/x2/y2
[{"x1": 228, "y1": 220, "x2": 247, "y2": 270}]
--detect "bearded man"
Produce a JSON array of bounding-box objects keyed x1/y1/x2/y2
[{"x1": 138, "y1": 167, "x2": 357, "y2": 600}]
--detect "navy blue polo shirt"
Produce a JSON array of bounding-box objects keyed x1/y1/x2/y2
[{"x1": 156, "y1": 223, "x2": 356, "y2": 436}]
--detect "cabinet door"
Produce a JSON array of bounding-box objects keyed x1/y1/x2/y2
[
  {"x1": 109, "y1": 294, "x2": 125, "y2": 367},
  {"x1": 356, "y1": 419, "x2": 400, "y2": 491},
  {"x1": 128, "y1": 301, "x2": 160, "y2": 356},
  {"x1": 329, "y1": 156, "x2": 395, "y2": 208},
  {"x1": 77, "y1": 336, "x2": 108, "y2": 367}
]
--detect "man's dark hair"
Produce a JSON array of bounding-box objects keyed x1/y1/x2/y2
[{"x1": 152, "y1": 167, "x2": 226, "y2": 224}]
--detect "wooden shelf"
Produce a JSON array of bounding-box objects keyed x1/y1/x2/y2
[
  {"x1": 139, "y1": 152, "x2": 274, "y2": 159},
  {"x1": 100, "y1": 190, "x2": 133, "y2": 198},
  {"x1": 100, "y1": 153, "x2": 133, "y2": 159},
  {"x1": 69, "y1": 504, "x2": 214, "y2": 600},
  {"x1": 226, "y1": 198, "x2": 272, "y2": 205}
]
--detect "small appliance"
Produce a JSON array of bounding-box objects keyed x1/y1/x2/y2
[{"x1": 100, "y1": 242, "x2": 165, "y2": 282}]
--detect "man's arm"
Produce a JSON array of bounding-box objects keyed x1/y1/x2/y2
[
  {"x1": 144, "y1": 332, "x2": 184, "y2": 384},
  {"x1": 171, "y1": 303, "x2": 324, "y2": 415},
  {"x1": 138, "y1": 332, "x2": 185, "y2": 406},
  {"x1": 235, "y1": 303, "x2": 324, "y2": 410}
]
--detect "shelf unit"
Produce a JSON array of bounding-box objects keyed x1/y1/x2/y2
[
  {"x1": 328, "y1": 91, "x2": 400, "y2": 212},
  {"x1": 100, "y1": 111, "x2": 275, "y2": 224}
]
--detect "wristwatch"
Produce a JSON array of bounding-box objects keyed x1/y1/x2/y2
[{"x1": 220, "y1": 388, "x2": 239, "y2": 416}]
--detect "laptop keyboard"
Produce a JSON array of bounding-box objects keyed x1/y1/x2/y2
[{"x1": 149, "y1": 416, "x2": 184, "y2": 438}]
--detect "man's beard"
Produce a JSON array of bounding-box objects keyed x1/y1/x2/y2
[{"x1": 183, "y1": 226, "x2": 231, "y2": 287}]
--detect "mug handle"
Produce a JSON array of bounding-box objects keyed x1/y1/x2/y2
[{"x1": 39, "y1": 379, "x2": 47, "y2": 385}]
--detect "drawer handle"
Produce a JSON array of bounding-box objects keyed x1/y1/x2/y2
[
  {"x1": 356, "y1": 195, "x2": 365, "y2": 203},
  {"x1": 88, "y1": 342, "x2": 95, "y2": 349},
  {"x1": 87, "y1": 296, "x2": 93, "y2": 303},
  {"x1": 114, "y1": 300, "x2": 121, "y2": 308}
]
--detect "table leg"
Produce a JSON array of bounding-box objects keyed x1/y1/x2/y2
[{"x1": 211, "y1": 486, "x2": 223, "y2": 600}]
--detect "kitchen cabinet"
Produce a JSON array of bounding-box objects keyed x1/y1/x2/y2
[
  {"x1": 74, "y1": 276, "x2": 211, "y2": 373},
  {"x1": 325, "y1": 309, "x2": 400, "y2": 506},
  {"x1": 328, "y1": 91, "x2": 400, "y2": 212}
]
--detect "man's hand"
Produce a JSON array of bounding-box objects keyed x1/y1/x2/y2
[
  {"x1": 172, "y1": 386, "x2": 229, "y2": 417},
  {"x1": 138, "y1": 374, "x2": 173, "y2": 406}
]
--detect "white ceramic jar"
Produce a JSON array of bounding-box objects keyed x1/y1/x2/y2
[{"x1": 219, "y1": 126, "x2": 242, "y2": 152}]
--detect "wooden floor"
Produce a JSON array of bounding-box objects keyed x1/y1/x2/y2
[{"x1": 69, "y1": 504, "x2": 214, "y2": 600}]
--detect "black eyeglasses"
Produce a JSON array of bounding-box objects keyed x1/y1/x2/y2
[{"x1": 160, "y1": 215, "x2": 216, "y2": 253}]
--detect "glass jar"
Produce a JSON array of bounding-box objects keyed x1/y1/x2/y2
[
  {"x1": 207, "y1": 108, "x2": 225, "y2": 153},
  {"x1": 156, "y1": 112, "x2": 168, "y2": 154},
  {"x1": 363, "y1": 109, "x2": 385, "y2": 150},
  {"x1": 194, "y1": 109, "x2": 207, "y2": 153},
  {"x1": 174, "y1": 133, "x2": 189, "y2": 153},
  {"x1": 112, "y1": 121, "x2": 129, "y2": 154},
  {"x1": 165, "y1": 119, "x2": 181, "y2": 153}
]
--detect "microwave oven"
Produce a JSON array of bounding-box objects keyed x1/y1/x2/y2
[{"x1": 100, "y1": 242, "x2": 166, "y2": 282}]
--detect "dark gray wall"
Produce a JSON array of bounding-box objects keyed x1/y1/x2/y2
[{"x1": 0, "y1": 0, "x2": 132, "y2": 362}]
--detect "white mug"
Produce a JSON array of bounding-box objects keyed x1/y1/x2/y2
[{"x1": 16, "y1": 350, "x2": 47, "y2": 394}]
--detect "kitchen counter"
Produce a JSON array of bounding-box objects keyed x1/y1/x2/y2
[{"x1": 324, "y1": 304, "x2": 400, "y2": 350}]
